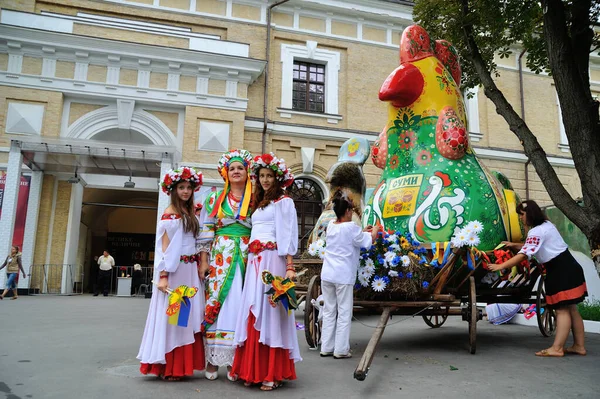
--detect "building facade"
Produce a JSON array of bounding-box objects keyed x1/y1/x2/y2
[{"x1": 0, "y1": 0, "x2": 585, "y2": 293}]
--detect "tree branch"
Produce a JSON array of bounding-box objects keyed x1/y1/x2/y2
[{"x1": 458, "y1": 0, "x2": 597, "y2": 234}]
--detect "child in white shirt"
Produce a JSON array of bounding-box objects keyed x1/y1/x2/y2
[{"x1": 320, "y1": 190, "x2": 378, "y2": 359}]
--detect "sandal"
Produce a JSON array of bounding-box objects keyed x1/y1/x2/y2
[
  {"x1": 205, "y1": 370, "x2": 218, "y2": 380},
  {"x1": 535, "y1": 349, "x2": 564, "y2": 357},
  {"x1": 11, "y1": 297, "x2": 17, "y2": 300},
  {"x1": 227, "y1": 372, "x2": 238, "y2": 382},
  {"x1": 260, "y1": 381, "x2": 282, "y2": 391}
]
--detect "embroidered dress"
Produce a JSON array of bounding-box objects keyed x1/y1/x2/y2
[
  {"x1": 198, "y1": 191, "x2": 251, "y2": 367},
  {"x1": 138, "y1": 214, "x2": 205, "y2": 377},
  {"x1": 232, "y1": 196, "x2": 301, "y2": 384},
  {"x1": 519, "y1": 221, "x2": 587, "y2": 309}
]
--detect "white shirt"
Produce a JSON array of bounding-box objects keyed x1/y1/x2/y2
[
  {"x1": 321, "y1": 221, "x2": 372, "y2": 285},
  {"x1": 98, "y1": 255, "x2": 115, "y2": 271},
  {"x1": 518, "y1": 221, "x2": 568, "y2": 264}
]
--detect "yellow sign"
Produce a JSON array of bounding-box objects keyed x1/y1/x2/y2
[{"x1": 383, "y1": 174, "x2": 423, "y2": 217}]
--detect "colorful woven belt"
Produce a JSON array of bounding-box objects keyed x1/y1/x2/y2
[
  {"x1": 248, "y1": 240, "x2": 277, "y2": 255},
  {"x1": 180, "y1": 254, "x2": 199, "y2": 264}
]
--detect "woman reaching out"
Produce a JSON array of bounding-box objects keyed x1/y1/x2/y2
[{"x1": 489, "y1": 200, "x2": 587, "y2": 357}]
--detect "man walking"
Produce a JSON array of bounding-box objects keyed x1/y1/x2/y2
[{"x1": 94, "y1": 250, "x2": 115, "y2": 296}]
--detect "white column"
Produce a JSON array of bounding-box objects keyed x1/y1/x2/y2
[
  {"x1": 61, "y1": 181, "x2": 84, "y2": 294},
  {"x1": 0, "y1": 141, "x2": 23, "y2": 288},
  {"x1": 19, "y1": 171, "x2": 43, "y2": 289},
  {"x1": 157, "y1": 158, "x2": 172, "y2": 223}
]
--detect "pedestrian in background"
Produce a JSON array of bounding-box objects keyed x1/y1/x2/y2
[
  {"x1": 0, "y1": 245, "x2": 26, "y2": 300},
  {"x1": 94, "y1": 250, "x2": 115, "y2": 297},
  {"x1": 131, "y1": 263, "x2": 143, "y2": 296}
]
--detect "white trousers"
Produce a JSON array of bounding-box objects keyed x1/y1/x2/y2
[{"x1": 320, "y1": 280, "x2": 353, "y2": 355}]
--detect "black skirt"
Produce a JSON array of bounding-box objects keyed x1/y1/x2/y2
[{"x1": 543, "y1": 250, "x2": 587, "y2": 309}]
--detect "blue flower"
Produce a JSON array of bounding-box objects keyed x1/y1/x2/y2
[
  {"x1": 377, "y1": 255, "x2": 385, "y2": 265},
  {"x1": 382, "y1": 276, "x2": 390, "y2": 284},
  {"x1": 422, "y1": 281, "x2": 429, "y2": 289},
  {"x1": 354, "y1": 283, "x2": 362, "y2": 289},
  {"x1": 406, "y1": 272, "x2": 413, "y2": 279},
  {"x1": 391, "y1": 256, "x2": 401, "y2": 267},
  {"x1": 398, "y1": 272, "x2": 404, "y2": 278}
]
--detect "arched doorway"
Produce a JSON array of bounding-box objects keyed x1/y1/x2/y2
[{"x1": 288, "y1": 177, "x2": 324, "y2": 254}]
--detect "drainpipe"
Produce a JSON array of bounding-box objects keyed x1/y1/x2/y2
[
  {"x1": 518, "y1": 48, "x2": 530, "y2": 200},
  {"x1": 262, "y1": 0, "x2": 290, "y2": 154}
]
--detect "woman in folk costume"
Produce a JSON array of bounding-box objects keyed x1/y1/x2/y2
[
  {"x1": 231, "y1": 152, "x2": 301, "y2": 391},
  {"x1": 197, "y1": 149, "x2": 254, "y2": 381},
  {"x1": 138, "y1": 167, "x2": 205, "y2": 381}
]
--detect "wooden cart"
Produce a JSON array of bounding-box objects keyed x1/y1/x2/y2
[{"x1": 300, "y1": 248, "x2": 556, "y2": 381}]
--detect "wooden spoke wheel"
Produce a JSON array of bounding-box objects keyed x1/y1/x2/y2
[
  {"x1": 536, "y1": 275, "x2": 556, "y2": 337},
  {"x1": 304, "y1": 275, "x2": 322, "y2": 349},
  {"x1": 468, "y1": 276, "x2": 478, "y2": 354},
  {"x1": 422, "y1": 307, "x2": 449, "y2": 328}
]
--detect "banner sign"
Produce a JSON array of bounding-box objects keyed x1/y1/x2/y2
[{"x1": 0, "y1": 172, "x2": 31, "y2": 250}]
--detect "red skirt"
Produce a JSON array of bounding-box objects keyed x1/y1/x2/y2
[
  {"x1": 231, "y1": 314, "x2": 296, "y2": 384},
  {"x1": 140, "y1": 332, "x2": 205, "y2": 377}
]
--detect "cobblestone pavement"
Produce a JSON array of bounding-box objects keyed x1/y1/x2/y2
[{"x1": 0, "y1": 295, "x2": 598, "y2": 399}]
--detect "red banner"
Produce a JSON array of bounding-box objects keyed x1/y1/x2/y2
[{"x1": 0, "y1": 172, "x2": 31, "y2": 250}]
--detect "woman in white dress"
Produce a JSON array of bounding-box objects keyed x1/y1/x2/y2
[
  {"x1": 197, "y1": 149, "x2": 254, "y2": 380},
  {"x1": 231, "y1": 152, "x2": 301, "y2": 391},
  {"x1": 138, "y1": 167, "x2": 205, "y2": 380}
]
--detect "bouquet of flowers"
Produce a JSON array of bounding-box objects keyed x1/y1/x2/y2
[
  {"x1": 307, "y1": 239, "x2": 326, "y2": 259},
  {"x1": 355, "y1": 231, "x2": 433, "y2": 300}
]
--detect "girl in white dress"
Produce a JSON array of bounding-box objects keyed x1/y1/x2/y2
[
  {"x1": 138, "y1": 167, "x2": 205, "y2": 380},
  {"x1": 197, "y1": 149, "x2": 254, "y2": 380},
  {"x1": 232, "y1": 152, "x2": 301, "y2": 391}
]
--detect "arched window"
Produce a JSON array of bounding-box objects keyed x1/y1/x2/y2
[{"x1": 287, "y1": 178, "x2": 324, "y2": 254}]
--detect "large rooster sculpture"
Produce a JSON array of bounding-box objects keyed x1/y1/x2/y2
[{"x1": 362, "y1": 25, "x2": 522, "y2": 249}]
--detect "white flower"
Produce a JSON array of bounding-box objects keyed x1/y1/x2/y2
[
  {"x1": 451, "y1": 232, "x2": 469, "y2": 248},
  {"x1": 467, "y1": 220, "x2": 484, "y2": 234},
  {"x1": 388, "y1": 270, "x2": 399, "y2": 277},
  {"x1": 364, "y1": 258, "x2": 375, "y2": 269},
  {"x1": 363, "y1": 264, "x2": 375, "y2": 276},
  {"x1": 359, "y1": 267, "x2": 373, "y2": 280},
  {"x1": 467, "y1": 233, "x2": 480, "y2": 247},
  {"x1": 358, "y1": 273, "x2": 370, "y2": 287},
  {"x1": 386, "y1": 234, "x2": 398, "y2": 244},
  {"x1": 384, "y1": 251, "x2": 396, "y2": 267},
  {"x1": 389, "y1": 243, "x2": 400, "y2": 252},
  {"x1": 461, "y1": 227, "x2": 472, "y2": 235},
  {"x1": 308, "y1": 242, "x2": 319, "y2": 256},
  {"x1": 371, "y1": 277, "x2": 387, "y2": 292},
  {"x1": 401, "y1": 255, "x2": 411, "y2": 267}
]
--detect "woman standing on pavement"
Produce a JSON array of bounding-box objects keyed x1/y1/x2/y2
[
  {"x1": 137, "y1": 167, "x2": 205, "y2": 380},
  {"x1": 231, "y1": 152, "x2": 301, "y2": 391},
  {"x1": 197, "y1": 149, "x2": 254, "y2": 381},
  {"x1": 0, "y1": 245, "x2": 26, "y2": 300},
  {"x1": 489, "y1": 200, "x2": 587, "y2": 357}
]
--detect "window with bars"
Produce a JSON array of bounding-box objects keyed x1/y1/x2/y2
[{"x1": 292, "y1": 61, "x2": 325, "y2": 113}]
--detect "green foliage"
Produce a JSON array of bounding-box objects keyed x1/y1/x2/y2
[
  {"x1": 577, "y1": 300, "x2": 600, "y2": 322},
  {"x1": 412, "y1": 0, "x2": 597, "y2": 91}
]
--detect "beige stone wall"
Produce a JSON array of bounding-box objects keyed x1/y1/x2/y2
[
  {"x1": 0, "y1": 0, "x2": 36, "y2": 12},
  {"x1": 68, "y1": 103, "x2": 106, "y2": 126},
  {"x1": 22, "y1": 56, "x2": 42, "y2": 75},
  {"x1": 232, "y1": 3, "x2": 261, "y2": 21},
  {"x1": 331, "y1": 21, "x2": 357, "y2": 38},
  {"x1": 31, "y1": 175, "x2": 55, "y2": 289},
  {"x1": 196, "y1": 0, "x2": 226, "y2": 15},
  {"x1": 119, "y1": 68, "x2": 138, "y2": 86},
  {"x1": 87, "y1": 64, "x2": 107, "y2": 83},
  {"x1": 159, "y1": 0, "x2": 190, "y2": 11},
  {"x1": 182, "y1": 106, "x2": 245, "y2": 167},
  {"x1": 0, "y1": 53, "x2": 8, "y2": 71},
  {"x1": 363, "y1": 26, "x2": 387, "y2": 43},
  {"x1": 145, "y1": 110, "x2": 179, "y2": 137},
  {"x1": 0, "y1": 86, "x2": 63, "y2": 144},
  {"x1": 299, "y1": 16, "x2": 326, "y2": 33},
  {"x1": 272, "y1": 11, "x2": 293, "y2": 28},
  {"x1": 50, "y1": 181, "x2": 72, "y2": 264},
  {"x1": 208, "y1": 79, "x2": 226, "y2": 96},
  {"x1": 179, "y1": 75, "x2": 196, "y2": 92},
  {"x1": 55, "y1": 61, "x2": 75, "y2": 79},
  {"x1": 128, "y1": 0, "x2": 154, "y2": 4},
  {"x1": 149, "y1": 72, "x2": 168, "y2": 89}
]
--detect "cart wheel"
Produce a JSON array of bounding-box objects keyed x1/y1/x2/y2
[
  {"x1": 422, "y1": 307, "x2": 448, "y2": 328},
  {"x1": 536, "y1": 275, "x2": 556, "y2": 337},
  {"x1": 304, "y1": 275, "x2": 322, "y2": 349},
  {"x1": 468, "y1": 276, "x2": 477, "y2": 354}
]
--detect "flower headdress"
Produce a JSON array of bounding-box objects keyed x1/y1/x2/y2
[
  {"x1": 210, "y1": 149, "x2": 254, "y2": 220},
  {"x1": 161, "y1": 166, "x2": 203, "y2": 195},
  {"x1": 251, "y1": 152, "x2": 294, "y2": 188}
]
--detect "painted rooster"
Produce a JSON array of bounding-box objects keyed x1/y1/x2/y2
[{"x1": 362, "y1": 25, "x2": 522, "y2": 250}]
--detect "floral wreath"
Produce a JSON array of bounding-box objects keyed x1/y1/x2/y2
[
  {"x1": 251, "y1": 152, "x2": 294, "y2": 188},
  {"x1": 216, "y1": 149, "x2": 254, "y2": 180},
  {"x1": 161, "y1": 166, "x2": 203, "y2": 195}
]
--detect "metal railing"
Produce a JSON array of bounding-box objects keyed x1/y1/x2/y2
[
  {"x1": 28, "y1": 264, "x2": 84, "y2": 295},
  {"x1": 109, "y1": 265, "x2": 154, "y2": 296}
]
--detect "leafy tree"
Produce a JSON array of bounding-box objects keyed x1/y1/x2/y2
[{"x1": 414, "y1": 0, "x2": 600, "y2": 270}]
